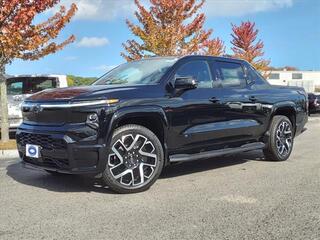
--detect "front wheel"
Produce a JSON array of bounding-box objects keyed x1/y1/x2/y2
[
  {"x1": 263, "y1": 115, "x2": 294, "y2": 161},
  {"x1": 102, "y1": 124, "x2": 164, "y2": 193}
]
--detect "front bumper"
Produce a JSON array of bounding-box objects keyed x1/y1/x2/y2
[{"x1": 16, "y1": 123, "x2": 108, "y2": 174}]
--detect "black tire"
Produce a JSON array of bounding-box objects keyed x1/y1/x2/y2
[
  {"x1": 263, "y1": 115, "x2": 294, "y2": 161},
  {"x1": 102, "y1": 124, "x2": 164, "y2": 193}
]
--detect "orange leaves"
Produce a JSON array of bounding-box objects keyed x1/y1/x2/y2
[
  {"x1": 202, "y1": 38, "x2": 225, "y2": 56},
  {"x1": 121, "y1": 0, "x2": 212, "y2": 61},
  {"x1": 122, "y1": 1, "x2": 270, "y2": 67},
  {"x1": 0, "y1": 0, "x2": 77, "y2": 64},
  {"x1": 231, "y1": 21, "x2": 270, "y2": 71}
]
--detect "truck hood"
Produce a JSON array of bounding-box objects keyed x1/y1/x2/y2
[{"x1": 27, "y1": 85, "x2": 139, "y2": 102}]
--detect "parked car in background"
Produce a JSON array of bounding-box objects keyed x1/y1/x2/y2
[
  {"x1": 308, "y1": 93, "x2": 320, "y2": 114},
  {"x1": 16, "y1": 56, "x2": 308, "y2": 193},
  {"x1": 0, "y1": 75, "x2": 68, "y2": 136}
]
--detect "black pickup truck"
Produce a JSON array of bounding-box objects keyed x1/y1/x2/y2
[{"x1": 16, "y1": 56, "x2": 308, "y2": 193}]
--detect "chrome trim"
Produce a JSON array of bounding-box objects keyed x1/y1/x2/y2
[{"x1": 21, "y1": 99, "x2": 117, "y2": 109}]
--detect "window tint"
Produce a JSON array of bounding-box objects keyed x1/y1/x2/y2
[
  {"x1": 94, "y1": 58, "x2": 177, "y2": 86},
  {"x1": 269, "y1": 73, "x2": 280, "y2": 79},
  {"x1": 175, "y1": 61, "x2": 212, "y2": 88},
  {"x1": 247, "y1": 65, "x2": 270, "y2": 89},
  {"x1": 292, "y1": 73, "x2": 302, "y2": 79},
  {"x1": 216, "y1": 61, "x2": 245, "y2": 88}
]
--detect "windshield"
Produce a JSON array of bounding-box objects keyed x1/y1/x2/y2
[{"x1": 93, "y1": 58, "x2": 178, "y2": 86}]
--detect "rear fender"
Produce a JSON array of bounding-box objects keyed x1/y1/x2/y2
[{"x1": 265, "y1": 101, "x2": 297, "y2": 137}]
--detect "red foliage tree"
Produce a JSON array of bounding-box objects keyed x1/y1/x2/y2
[
  {"x1": 231, "y1": 21, "x2": 270, "y2": 72},
  {"x1": 0, "y1": 0, "x2": 77, "y2": 142}
]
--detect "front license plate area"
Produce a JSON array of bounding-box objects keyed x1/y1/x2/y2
[{"x1": 26, "y1": 144, "x2": 41, "y2": 159}]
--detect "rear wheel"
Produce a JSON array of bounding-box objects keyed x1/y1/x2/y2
[
  {"x1": 263, "y1": 115, "x2": 294, "y2": 161},
  {"x1": 102, "y1": 124, "x2": 164, "y2": 193}
]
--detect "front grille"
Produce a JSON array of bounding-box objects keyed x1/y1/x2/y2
[
  {"x1": 24, "y1": 156, "x2": 69, "y2": 169},
  {"x1": 17, "y1": 132, "x2": 66, "y2": 150}
]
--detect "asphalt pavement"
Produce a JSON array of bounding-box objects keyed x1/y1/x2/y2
[{"x1": 0, "y1": 115, "x2": 319, "y2": 240}]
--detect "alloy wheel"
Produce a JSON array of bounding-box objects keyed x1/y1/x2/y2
[
  {"x1": 107, "y1": 134, "x2": 158, "y2": 187},
  {"x1": 275, "y1": 120, "x2": 293, "y2": 157}
]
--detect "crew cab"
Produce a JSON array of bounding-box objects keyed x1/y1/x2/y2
[{"x1": 16, "y1": 56, "x2": 308, "y2": 193}]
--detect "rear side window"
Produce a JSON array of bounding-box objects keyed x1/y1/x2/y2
[
  {"x1": 175, "y1": 60, "x2": 212, "y2": 88},
  {"x1": 216, "y1": 61, "x2": 245, "y2": 88}
]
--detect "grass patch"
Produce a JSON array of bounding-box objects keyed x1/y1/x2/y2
[{"x1": 0, "y1": 140, "x2": 17, "y2": 150}]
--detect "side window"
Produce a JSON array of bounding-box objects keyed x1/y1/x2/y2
[
  {"x1": 216, "y1": 61, "x2": 245, "y2": 88},
  {"x1": 175, "y1": 60, "x2": 212, "y2": 88},
  {"x1": 26, "y1": 77, "x2": 57, "y2": 94},
  {"x1": 7, "y1": 80, "x2": 23, "y2": 95},
  {"x1": 247, "y1": 65, "x2": 270, "y2": 88},
  {"x1": 269, "y1": 73, "x2": 280, "y2": 80}
]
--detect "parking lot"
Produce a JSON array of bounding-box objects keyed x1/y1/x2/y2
[{"x1": 0, "y1": 115, "x2": 319, "y2": 240}]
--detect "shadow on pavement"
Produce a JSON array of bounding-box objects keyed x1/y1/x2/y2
[
  {"x1": 6, "y1": 150, "x2": 265, "y2": 193},
  {"x1": 161, "y1": 150, "x2": 265, "y2": 178},
  {"x1": 6, "y1": 161, "x2": 116, "y2": 194}
]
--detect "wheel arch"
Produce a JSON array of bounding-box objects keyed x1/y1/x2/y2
[
  {"x1": 270, "y1": 102, "x2": 297, "y2": 134},
  {"x1": 106, "y1": 106, "x2": 169, "y2": 164}
]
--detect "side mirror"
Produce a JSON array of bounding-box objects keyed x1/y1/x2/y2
[{"x1": 174, "y1": 76, "x2": 198, "y2": 90}]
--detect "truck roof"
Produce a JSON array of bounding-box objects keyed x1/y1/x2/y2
[{"x1": 133, "y1": 55, "x2": 246, "y2": 63}]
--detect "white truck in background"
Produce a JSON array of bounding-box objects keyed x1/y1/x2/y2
[{"x1": 1, "y1": 75, "x2": 68, "y2": 136}]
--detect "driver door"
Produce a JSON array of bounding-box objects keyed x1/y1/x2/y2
[{"x1": 167, "y1": 59, "x2": 229, "y2": 154}]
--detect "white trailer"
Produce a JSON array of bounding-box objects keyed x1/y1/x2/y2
[{"x1": 1, "y1": 75, "x2": 68, "y2": 134}]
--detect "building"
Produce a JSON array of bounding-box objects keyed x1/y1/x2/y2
[{"x1": 266, "y1": 70, "x2": 320, "y2": 93}]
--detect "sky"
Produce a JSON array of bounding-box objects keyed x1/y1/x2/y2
[{"x1": 7, "y1": 0, "x2": 320, "y2": 77}]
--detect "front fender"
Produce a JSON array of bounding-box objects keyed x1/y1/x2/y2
[{"x1": 104, "y1": 105, "x2": 169, "y2": 154}]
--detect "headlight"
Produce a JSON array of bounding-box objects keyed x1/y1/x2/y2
[{"x1": 86, "y1": 113, "x2": 99, "y2": 129}]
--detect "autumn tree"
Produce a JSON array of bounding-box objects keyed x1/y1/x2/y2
[
  {"x1": 121, "y1": 0, "x2": 212, "y2": 61},
  {"x1": 231, "y1": 21, "x2": 270, "y2": 72},
  {"x1": 202, "y1": 37, "x2": 225, "y2": 56},
  {"x1": 0, "y1": 0, "x2": 77, "y2": 142}
]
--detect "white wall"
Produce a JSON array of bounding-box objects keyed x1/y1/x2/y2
[{"x1": 266, "y1": 71, "x2": 320, "y2": 92}]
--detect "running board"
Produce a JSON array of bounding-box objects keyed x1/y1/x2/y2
[{"x1": 169, "y1": 142, "x2": 265, "y2": 163}]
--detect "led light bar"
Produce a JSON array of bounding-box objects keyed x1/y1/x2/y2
[{"x1": 22, "y1": 99, "x2": 119, "y2": 109}]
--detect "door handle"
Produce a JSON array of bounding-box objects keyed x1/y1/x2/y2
[
  {"x1": 249, "y1": 96, "x2": 258, "y2": 102},
  {"x1": 209, "y1": 97, "x2": 220, "y2": 103}
]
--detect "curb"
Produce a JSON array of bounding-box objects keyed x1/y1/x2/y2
[{"x1": 0, "y1": 149, "x2": 19, "y2": 159}]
